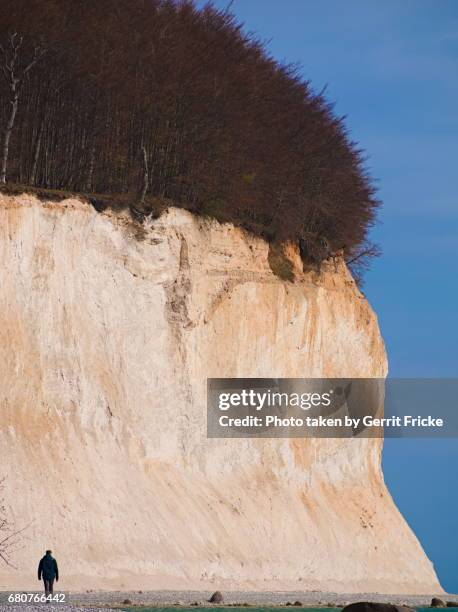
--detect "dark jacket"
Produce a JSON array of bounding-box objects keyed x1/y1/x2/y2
[{"x1": 38, "y1": 554, "x2": 59, "y2": 581}]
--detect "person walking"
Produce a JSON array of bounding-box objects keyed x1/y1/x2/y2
[{"x1": 38, "y1": 550, "x2": 59, "y2": 596}]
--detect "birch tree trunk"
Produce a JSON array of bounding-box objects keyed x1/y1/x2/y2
[
  {"x1": 30, "y1": 119, "x2": 44, "y2": 185},
  {"x1": 0, "y1": 33, "x2": 45, "y2": 184},
  {"x1": 0, "y1": 93, "x2": 19, "y2": 184},
  {"x1": 139, "y1": 145, "x2": 149, "y2": 206}
]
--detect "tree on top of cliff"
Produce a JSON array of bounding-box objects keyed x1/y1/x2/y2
[{"x1": 0, "y1": 0, "x2": 380, "y2": 278}]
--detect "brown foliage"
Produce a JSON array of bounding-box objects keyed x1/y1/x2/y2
[{"x1": 0, "y1": 0, "x2": 380, "y2": 276}]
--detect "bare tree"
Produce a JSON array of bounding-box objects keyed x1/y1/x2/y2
[
  {"x1": 30, "y1": 117, "x2": 45, "y2": 186},
  {"x1": 346, "y1": 243, "x2": 381, "y2": 287},
  {"x1": 0, "y1": 32, "x2": 45, "y2": 184},
  {"x1": 0, "y1": 478, "x2": 26, "y2": 566},
  {"x1": 139, "y1": 145, "x2": 149, "y2": 207}
]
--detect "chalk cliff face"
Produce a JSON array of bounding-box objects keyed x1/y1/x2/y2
[{"x1": 0, "y1": 194, "x2": 440, "y2": 592}]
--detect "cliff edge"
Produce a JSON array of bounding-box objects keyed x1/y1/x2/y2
[{"x1": 0, "y1": 194, "x2": 440, "y2": 592}]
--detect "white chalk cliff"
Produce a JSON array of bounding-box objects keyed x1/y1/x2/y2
[{"x1": 0, "y1": 194, "x2": 440, "y2": 592}]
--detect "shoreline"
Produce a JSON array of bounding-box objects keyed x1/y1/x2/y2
[
  {"x1": 1, "y1": 590, "x2": 457, "y2": 612},
  {"x1": 64, "y1": 591, "x2": 458, "y2": 608}
]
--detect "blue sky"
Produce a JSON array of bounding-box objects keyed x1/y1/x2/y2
[{"x1": 197, "y1": 0, "x2": 458, "y2": 593}]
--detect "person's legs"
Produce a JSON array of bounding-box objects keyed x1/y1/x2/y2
[
  {"x1": 48, "y1": 578, "x2": 54, "y2": 594},
  {"x1": 43, "y1": 579, "x2": 49, "y2": 595}
]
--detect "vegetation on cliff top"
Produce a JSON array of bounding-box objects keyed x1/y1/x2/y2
[{"x1": 0, "y1": 0, "x2": 380, "y2": 281}]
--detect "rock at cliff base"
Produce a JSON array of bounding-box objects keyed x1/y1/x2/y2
[
  {"x1": 342, "y1": 603, "x2": 415, "y2": 612},
  {"x1": 446, "y1": 603, "x2": 458, "y2": 608},
  {"x1": 209, "y1": 591, "x2": 223, "y2": 603},
  {"x1": 431, "y1": 599, "x2": 446, "y2": 607}
]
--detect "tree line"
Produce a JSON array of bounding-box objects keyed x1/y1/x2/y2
[{"x1": 0, "y1": 0, "x2": 380, "y2": 280}]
